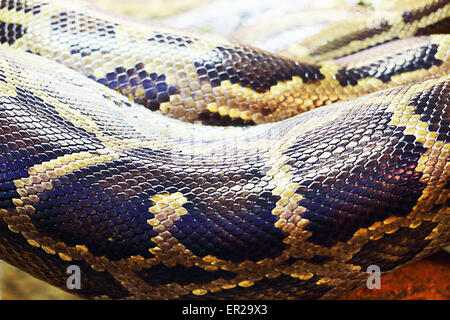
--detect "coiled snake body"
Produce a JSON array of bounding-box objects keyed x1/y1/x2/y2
[{"x1": 0, "y1": 0, "x2": 449, "y2": 299}]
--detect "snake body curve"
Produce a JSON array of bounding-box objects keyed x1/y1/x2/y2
[{"x1": 0, "y1": 0, "x2": 449, "y2": 299}]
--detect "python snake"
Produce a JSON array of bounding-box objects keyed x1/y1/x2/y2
[{"x1": 0, "y1": 0, "x2": 449, "y2": 299}]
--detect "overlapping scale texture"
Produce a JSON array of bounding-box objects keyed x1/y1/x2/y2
[
  {"x1": 0, "y1": 0, "x2": 448, "y2": 300},
  {"x1": 0, "y1": 43, "x2": 448, "y2": 299},
  {"x1": 285, "y1": 0, "x2": 450, "y2": 61},
  {"x1": 1, "y1": 0, "x2": 448, "y2": 125}
]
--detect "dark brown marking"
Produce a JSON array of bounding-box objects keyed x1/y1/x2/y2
[
  {"x1": 0, "y1": 22, "x2": 26, "y2": 45},
  {"x1": 402, "y1": 0, "x2": 449, "y2": 24},
  {"x1": 137, "y1": 264, "x2": 237, "y2": 286},
  {"x1": 147, "y1": 32, "x2": 197, "y2": 48},
  {"x1": 194, "y1": 46, "x2": 325, "y2": 94},
  {"x1": 91, "y1": 64, "x2": 179, "y2": 113},
  {"x1": 309, "y1": 21, "x2": 391, "y2": 57},
  {"x1": 0, "y1": 219, "x2": 130, "y2": 299},
  {"x1": 334, "y1": 43, "x2": 443, "y2": 86},
  {"x1": 198, "y1": 109, "x2": 255, "y2": 126},
  {"x1": 284, "y1": 98, "x2": 431, "y2": 247},
  {"x1": 348, "y1": 221, "x2": 438, "y2": 271},
  {"x1": 0, "y1": 0, "x2": 43, "y2": 14},
  {"x1": 409, "y1": 79, "x2": 449, "y2": 143},
  {"x1": 415, "y1": 17, "x2": 450, "y2": 35}
]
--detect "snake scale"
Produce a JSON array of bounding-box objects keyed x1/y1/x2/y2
[{"x1": 0, "y1": 0, "x2": 449, "y2": 299}]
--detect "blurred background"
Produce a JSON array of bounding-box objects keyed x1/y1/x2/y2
[{"x1": 0, "y1": 0, "x2": 448, "y2": 300}]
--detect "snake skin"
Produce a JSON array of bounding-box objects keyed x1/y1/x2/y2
[
  {"x1": 1, "y1": 0, "x2": 449, "y2": 125},
  {"x1": 0, "y1": 0, "x2": 448, "y2": 299},
  {"x1": 284, "y1": 0, "x2": 450, "y2": 62}
]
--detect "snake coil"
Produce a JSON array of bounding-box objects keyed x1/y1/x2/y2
[{"x1": 0, "y1": 0, "x2": 448, "y2": 299}]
